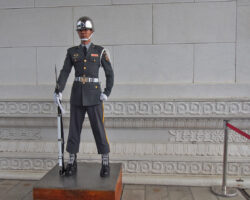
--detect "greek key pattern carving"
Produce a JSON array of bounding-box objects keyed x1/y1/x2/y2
[
  {"x1": 123, "y1": 161, "x2": 250, "y2": 176},
  {"x1": 104, "y1": 101, "x2": 250, "y2": 117},
  {"x1": 0, "y1": 128, "x2": 41, "y2": 140},
  {"x1": 0, "y1": 158, "x2": 56, "y2": 170},
  {"x1": 0, "y1": 158, "x2": 249, "y2": 176},
  {"x1": 1, "y1": 100, "x2": 250, "y2": 117},
  {"x1": 0, "y1": 102, "x2": 57, "y2": 115}
]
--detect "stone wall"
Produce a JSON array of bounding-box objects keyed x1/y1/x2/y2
[{"x1": 0, "y1": 0, "x2": 250, "y2": 186}]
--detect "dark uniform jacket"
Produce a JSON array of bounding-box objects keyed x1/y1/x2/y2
[{"x1": 57, "y1": 43, "x2": 114, "y2": 106}]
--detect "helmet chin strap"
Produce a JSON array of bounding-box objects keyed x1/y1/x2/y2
[{"x1": 81, "y1": 32, "x2": 93, "y2": 41}]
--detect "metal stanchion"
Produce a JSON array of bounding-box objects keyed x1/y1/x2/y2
[{"x1": 211, "y1": 120, "x2": 238, "y2": 197}]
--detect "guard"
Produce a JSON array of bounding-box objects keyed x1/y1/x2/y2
[{"x1": 54, "y1": 16, "x2": 114, "y2": 177}]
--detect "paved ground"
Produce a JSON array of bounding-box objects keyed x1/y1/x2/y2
[
  {"x1": 122, "y1": 184, "x2": 249, "y2": 200},
  {"x1": 0, "y1": 179, "x2": 249, "y2": 200}
]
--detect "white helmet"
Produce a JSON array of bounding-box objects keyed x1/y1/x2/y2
[{"x1": 76, "y1": 16, "x2": 94, "y2": 32}]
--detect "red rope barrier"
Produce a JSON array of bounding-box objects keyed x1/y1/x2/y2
[{"x1": 226, "y1": 123, "x2": 250, "y2": 140}]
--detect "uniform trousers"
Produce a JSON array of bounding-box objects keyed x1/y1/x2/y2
[{"x1": 66, "y1": 102, "x2": 110, "y2": 154}]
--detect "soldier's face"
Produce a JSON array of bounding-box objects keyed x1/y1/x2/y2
[{"x1": 77, "y1": 29, "x2": 93, "y2": 40}]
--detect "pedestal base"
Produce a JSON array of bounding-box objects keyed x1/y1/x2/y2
[{"x1": 33, "y1": 162, "x2": 122, "y2": 200}]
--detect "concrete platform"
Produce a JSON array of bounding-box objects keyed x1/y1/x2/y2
[{"x1": 33, "y1": 162, "x2": 122, "y2": 200}]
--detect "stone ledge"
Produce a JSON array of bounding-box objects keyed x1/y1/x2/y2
[
  {"x1": 0, "y1": 164, "x2": 249, "y2": 187},
  {"x1": 1, "y1": 84, "x2": 250, "y2": 100},
  {"x1": 1, "y1": 141, "x2": 250, "y2": 156},
  {"x1": 2, "y1": 117, "x2": 250, "y2": 130}
]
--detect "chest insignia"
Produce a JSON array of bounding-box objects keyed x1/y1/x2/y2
[
  {"x1": 91, "y1": 54, "x2": 99, "y2": 57},
  {"x1": 73, "y1": 53, "x2": 79, "y2": 58}
]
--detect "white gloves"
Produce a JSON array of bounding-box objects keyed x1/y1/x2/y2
[
  {"x1": 54, "y1": 92, "x2": 65, "y2": 114},
  {"x1": 54, "y1": 92, "x2": 107, "y2": 107},
  {"x1": 54, "y1": 92, "x2": 62, "y2": 105},
  {"x1": 100, "y1": 93, "x2": 108, "y2": 101}
]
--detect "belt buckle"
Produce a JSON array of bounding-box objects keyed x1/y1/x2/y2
[{"x1": 81, "y1": 77, "x2": 86, "y2": 84}]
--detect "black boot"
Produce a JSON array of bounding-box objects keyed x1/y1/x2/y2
[
  {"x1": 100, "y1": 154, "x2": 110, "y2": 177},
  {"x1": 65, "y1": 154, "x2": 77, "y2": 176}
]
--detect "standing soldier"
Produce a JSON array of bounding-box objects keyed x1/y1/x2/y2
[{"x1": 54, "y1": 16, "x2": 114, "y2": 177}]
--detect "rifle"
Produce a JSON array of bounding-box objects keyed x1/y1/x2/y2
[{"x1": 55, "y1": 66, "x2": 65, "y2": 176}]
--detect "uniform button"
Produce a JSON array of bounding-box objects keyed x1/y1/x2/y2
[
  {"x1": 95, "y1": 86, "x2": 98, "y2": 88},
  {"x1": 84, "y1": 59, "x2": 87, "y2": 63},
  {"x1": 84, "y1": 67, "x2": 87, "y2": 70}
]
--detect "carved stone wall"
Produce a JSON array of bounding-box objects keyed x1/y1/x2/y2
[{"x1": 0, "y1": 100, "x2": 250, "y2": 186}]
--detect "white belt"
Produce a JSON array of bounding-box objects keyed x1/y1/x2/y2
[{"x1": 74, "y1": 77, "x2": 99, "y2": 84}]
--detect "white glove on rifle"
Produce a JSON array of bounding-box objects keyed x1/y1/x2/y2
[
  {"x1": 100, "y1": 93, "x2": 108, "y2": 101},
  {"x1": 54, "y1": 92, "x2": 62, "y2": 105},
  {"x1": 54, "y1": 92, "x2": 65, "y2": 114}
]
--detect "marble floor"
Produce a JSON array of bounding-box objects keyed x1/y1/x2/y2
[{"x1": 0, "y1": 179, "x2": 249, "y2": 200}]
